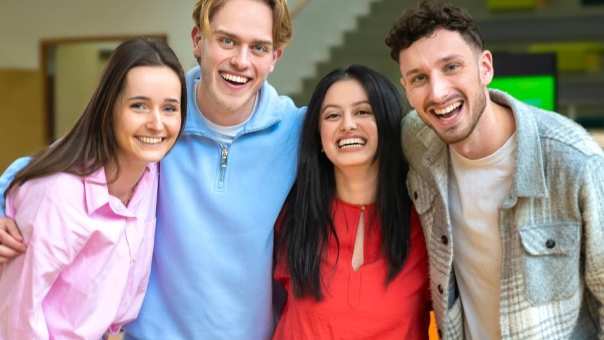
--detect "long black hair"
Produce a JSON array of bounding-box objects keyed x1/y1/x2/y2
[
  {"x1": 276, "y1": 64, "x2": 412, "y2": 300},
  {"x1": 7, "y1": 37, "x2": 187, "y2": 193}
]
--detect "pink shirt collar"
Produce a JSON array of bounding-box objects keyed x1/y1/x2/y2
[{"x1": 84, "y1": 164, "x2": 155, "y2": 218}]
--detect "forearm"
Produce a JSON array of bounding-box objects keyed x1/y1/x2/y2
[{"x1": 0, "y1": 157, "x2": 32, "y2": 215}]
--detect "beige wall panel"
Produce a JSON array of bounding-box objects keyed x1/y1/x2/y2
[{"x1": 0, "y1": 70, "x2": 45, "y2": 171}]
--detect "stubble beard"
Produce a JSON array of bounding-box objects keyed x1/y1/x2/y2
[{"x1": 437, "y1": 89, "x2": 487, "y2": 145}]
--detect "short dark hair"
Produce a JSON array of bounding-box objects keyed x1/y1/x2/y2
[
  {"x1": 275, "y1": 65, "x2": 412, "y2": 300},
  {"x1": 8, "y1": 37, "x2": 187, "y2": 193},
  {"x1": 385, "y1": 0, "x2": 483, "y2": 62}
]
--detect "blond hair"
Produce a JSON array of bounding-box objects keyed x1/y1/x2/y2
[{"x1": 192, "y1": 0, "x2": 292, "y2": 49}]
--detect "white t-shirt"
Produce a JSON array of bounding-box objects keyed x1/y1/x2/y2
[
  {"x1": 195, "y1": 83, "x2": 258, "y2": 144},
  {"x1": 448, "y1": 133, "x2": 516, "y2": 340}
]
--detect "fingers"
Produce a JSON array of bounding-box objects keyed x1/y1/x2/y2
[
  {"x1": 3, "y1": 218, "x2": 23, "y2": 242},
  {"x1": 0, "y1": 218, "x2": 27, "y2": 256},
  {"x1": 0, "y1": 244, "x2": 22, "y2": 264}
]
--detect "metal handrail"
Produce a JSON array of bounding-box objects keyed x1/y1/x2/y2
[{"x1": 291, "y1": 0, "x2": 311, "y2": 17}]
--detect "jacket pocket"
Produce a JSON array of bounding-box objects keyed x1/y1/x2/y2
[{"x1": 518, "y1": 222, "x2": 580, "y2": 305}]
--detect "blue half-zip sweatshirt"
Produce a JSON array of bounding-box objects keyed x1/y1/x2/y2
[
  {"x1": 125, "y1": 67, "x2": 304, "y2": 339},
  {"x1": 0, "y1": 66, "x2": 305, "y2": 339}
]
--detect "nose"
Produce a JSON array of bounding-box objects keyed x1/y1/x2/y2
[
  {"x1": 428, "y1": 73, "x2": 450, "y2": 103},
  {"x1": 340, "y1": 112, "x2": 357, "y2": 131},
  {"x1": 231, "y1": 46, "x2": 251, "y2": 70},
  {"x1": 146, "y1": 109, "x2": 163, "y2": 131}
]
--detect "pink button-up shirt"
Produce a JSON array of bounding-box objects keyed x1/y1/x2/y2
[{"x1": 0, "y1": 163, "x2": 158, "y2": 340}]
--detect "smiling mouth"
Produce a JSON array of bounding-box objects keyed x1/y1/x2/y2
[
  {"x1": 430, "y1": 101, "x2": 463, "y2": 119},
  {"x1": 337, "y1": 137, "x2": 366, "y2": 150},
  {"x1": 220, "y1": 71, "x2": 250, "y2": 86},
  {"x1": 136, "y1": 136, "x2": 165, "y2": 145}
]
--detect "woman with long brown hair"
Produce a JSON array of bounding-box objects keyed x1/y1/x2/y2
[{"x1": 0, "y1": 37, "x2": 186, "y2": 339}]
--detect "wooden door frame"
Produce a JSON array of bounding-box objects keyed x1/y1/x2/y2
[{"x1": 39, "y1": 34, "x2": 167, "y2": 143}]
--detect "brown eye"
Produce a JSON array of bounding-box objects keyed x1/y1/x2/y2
[{"x1": 410, "y1": 75, "x2": 427, "y2": 85}]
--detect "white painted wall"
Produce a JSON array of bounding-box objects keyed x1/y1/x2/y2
[
  {"x1": 54, "y1": 42, "x2": 118, "y2": 138},
  {"x1": 0, "y1": 0, "x2": 198, "y2": 70},
  {"x1": 269, "y1": 0, "x2": 381, "y2": 96},
  {"x1": 0, "y1": 0, "x2": 315, "y2": 72}
]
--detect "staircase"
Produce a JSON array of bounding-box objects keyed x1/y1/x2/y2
[{"x1": 291, "y1": 0, "x2": 411, "y2": 107}]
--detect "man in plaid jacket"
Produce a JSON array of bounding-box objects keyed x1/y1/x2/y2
[{"x1": 386, "y1": 1, "x2": 604, "y2": 339}]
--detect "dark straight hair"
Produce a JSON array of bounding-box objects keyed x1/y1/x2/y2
[
  {"x1": 276, "y1": 64, "x2": 412, "y2": 300},
  {"x1": 7, "y1": 37, "x2": 187, "y2": 194}
]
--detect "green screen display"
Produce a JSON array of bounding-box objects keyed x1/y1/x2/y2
[{"x1": 489, "y1": 75, "x2": 555, "y2": 111}]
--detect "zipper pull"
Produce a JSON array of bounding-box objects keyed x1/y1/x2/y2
[{"x1": 220, "y1": 145, "x2": 229, "y2": 169}]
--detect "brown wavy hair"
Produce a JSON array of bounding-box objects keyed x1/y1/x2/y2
[{"x1": 7, "y1": 37, "x2": 187, "y2": 194}]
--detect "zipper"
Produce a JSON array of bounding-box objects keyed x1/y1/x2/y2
[{"x1": 218, "y1": 143, "x2": 229, "y2": 190}]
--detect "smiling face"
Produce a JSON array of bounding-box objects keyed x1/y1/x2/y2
[
  {"x1": 192, "y1": 0, "x2": 283, "y2": 124},
  {"x1": 113, "y1": 65, "x2": 182, "y2": 170},
  {"x1": 319, "y1": 79, "x2": 378, "y2": 174},
  {"x1": 398, "y1": 28, "x2": 493, "y2": 145}
]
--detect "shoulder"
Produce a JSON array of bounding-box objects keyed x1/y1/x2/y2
[
  {"x1": 8, "y1": 172, "x2": 88, "y2": 239},
  {"x1": 8, "y1": 172, "x2": 86, "y2": 222},
  {"x1": 10, "y1": 172, "x2": 82, "y2": 207},
  {"x1": 401, "y1": 111, "x2": 437, "y2": 165},
  {"x1": 493, "y1": 90, "x2": 601, "y2": 160},
  {"x1": 401, "y1": 110, "x2": 424, "y2": 136},
  {"x1": 261, "y1": 81, "x2": 306, "y2": 123},
  {"x1": 534, "y1": 108, "x2": 602, "y2": 158},
  {"x1": 528, "y1": 108, "x2": 603, "y2": 180}
]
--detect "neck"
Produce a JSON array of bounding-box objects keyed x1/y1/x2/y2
[
  {"x1": 451, "y1": 94, "x2": 516, "y2": 159},
  {"x1": 196, "y1": 82, "x2": 256, "y2": 126},
  {"x1": 334, "y1": 163, "x2": 378, "y2": 205},
  {"x1": 105, "y1": 158, "x2": 147, "y2": 205}
]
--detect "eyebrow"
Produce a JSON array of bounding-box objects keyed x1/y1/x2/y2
[
  {"x1": 127, "y1": 96, "x2": 180, "y2": 103},
  {"x1": 403, "y1": 54, "x2": 464, "y2": 78},
  {"x1": 213, "y1": 29, "x2": 273, "y2": 47},
  {"x1": 320, "y1": 100, "x2": 370, "y2": 113}
]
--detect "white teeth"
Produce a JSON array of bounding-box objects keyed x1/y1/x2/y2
[
  {"x1": 338, "y1": 137, "x2": 366, "y2": 149},
  {"x1": 221, "y1": 72, "x2": 248, "y2": 84},
  {"x1": 138, "y1": 136, "x2": 163, "y2": 144},
  {"x1": 434, "y1": 101, "x2": 462, "y2": 115}
]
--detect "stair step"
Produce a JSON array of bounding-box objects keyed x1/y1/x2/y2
[{"x1": 293, "y1": 0, "x2": 408, "y2": 105}]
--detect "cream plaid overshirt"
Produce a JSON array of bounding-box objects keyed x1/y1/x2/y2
[{"x1": 403, "y1": 90, "x2": 604, "y2": 340}]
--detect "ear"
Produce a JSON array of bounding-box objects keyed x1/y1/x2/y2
[
  {"x1": 268, "y1": 47, "x2": 284, "y2": 73},
  {"x1": 191, "y1": 25, "x2": 203, "y2": 60},
  {"x1": 479, "y1": 50, "x2": 494, "y2": 86}
]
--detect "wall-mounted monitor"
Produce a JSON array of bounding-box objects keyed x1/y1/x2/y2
[{"x1": 489, "y1": 52, "x2": 557, "y2": 111}]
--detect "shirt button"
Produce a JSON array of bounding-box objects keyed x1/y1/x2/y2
[
  {"x1": 437, "y1": 284, "x2": 444, "y2": 294},
  {"x1": 441, "y1": 235, "x2": 448, "y2": 245},
  {"x1": 545, "y1": 239, "x2": 556, "y2": 249}
]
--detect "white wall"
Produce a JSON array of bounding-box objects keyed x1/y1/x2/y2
[
  {"x1": 0, "y1": 0, "x2": 198, "y2": 70},
  {"x1": 54, "y1": 42, "x2": 118, "y2": 138},
  {"x1": 270, "y1": 0, "x2": 381, "y2": 96}
]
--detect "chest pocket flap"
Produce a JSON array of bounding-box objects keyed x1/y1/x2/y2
[{"x1": 519, "y1": 223, "x2": 580, "y2": 256}]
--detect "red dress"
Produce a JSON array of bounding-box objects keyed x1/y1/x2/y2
[{"x1": 273, "y1": 199, "x2": 430, "y2": 340}]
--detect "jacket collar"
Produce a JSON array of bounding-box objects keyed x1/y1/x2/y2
[
  {"x1": 489, "y1": 90, "x2": 547, "y2": 204},
  {"x1": 182, "y1": 66, "x2": 282, "y2": 138}
]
